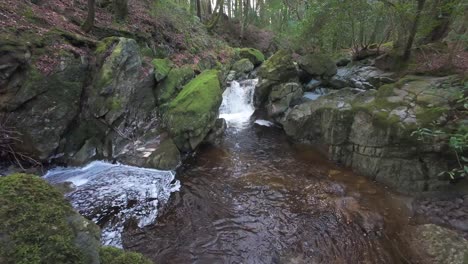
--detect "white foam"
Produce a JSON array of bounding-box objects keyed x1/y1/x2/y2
[
  {"x1": 45, "y1": 161, "x2": 180, "y2": 248},
  {"x1": 254, "y1": 119, "x2": 274, "y2": 127}
]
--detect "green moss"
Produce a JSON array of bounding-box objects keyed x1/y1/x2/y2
[
  {"x1": 167, "y1": 69, "x2": 221, "y2": 115},
  {"x1": 164, "y1": 70, "x2": 222, "y2": 149},
  {"x1": 0, "y1": 174, "x2": 84, "y2": 264},
  {"x1": 238, "y1": 48, "x2": 265, "y2": 66},
  {"x1": 96, "y1": 37, "x2": 120, "y2": 54},
  {"x1": 107, "y1": 97, "x2": 123, "y2": 110},
  {"x1": 157, "y1": 65, "x2": 194, "y2": 105},
  {"x1": 152, "y1": 58, "x2": 173, "y2": 82},
  {"x1": 100, "y1": 247, "x2": 152, "y2": 264},
  {"x1": 140, "y1": 46, "x2": 154, "y2": 58}
]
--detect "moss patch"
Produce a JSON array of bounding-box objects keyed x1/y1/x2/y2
[
  {"x1": 152, "y1": 58, "x2": 173, "y2": 82},
  {"x1": 238, "y1": 48, "x2": 265, "y2": 66},
  {"x1": 165, "y1": 70, "x2": 222, "y2": 150},
  {"x1": 95, "y1": 37, "x2": 120, "y2": 54},
  {"x1": 0, "y1": 174, "x2": 84, "y2": 264},
  {"x1": 156, "y1": 65, "x2": 194, "y2": 105},
  {"x1": 100, "y1": 247, "x2": 152, "y2": 264}
]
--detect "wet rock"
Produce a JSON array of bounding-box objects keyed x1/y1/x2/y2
[
  {"x1": 336, "y1": 57, "x2": 351, "y2": 67},
  {"x1": 148, "y1": 138, "x2": 181, "y2": 170},
  {"x1": 280, "y1": 76, "x2": 464, "y2": 192},
  {"x1": 410, "y1": 224, "x2": 468, "y2": 264},
  {"x1": 205, "y1": 118, "x2": 227, "y2": 145},
  {"x1": 266, "y1": 82, "x2": 303, "y2": 118}
]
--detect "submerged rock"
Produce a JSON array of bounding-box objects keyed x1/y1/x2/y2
[
  {"x1": 409, "y1": 224, "x2": 468, "y2": 264},
  {"x1": 165, "y1": 69, "x2": 223, "y2": 151}
]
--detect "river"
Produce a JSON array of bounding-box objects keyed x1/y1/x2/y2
[{"x1": 46, "y1": 79, "x2": 416, "y2": 263}]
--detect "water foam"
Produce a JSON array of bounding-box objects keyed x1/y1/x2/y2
[{"x1": 45, "y1": 161, "x2": 180, "y2": 248}]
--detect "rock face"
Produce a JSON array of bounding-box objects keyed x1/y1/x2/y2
[
  {"x1": 280, "y1": 76, "x2": 463, "y2": 192},
  {"x1": 164, "y1": 69, "x2": 223, "y2": 152},
  {"x1": 409, "y1": 224, "x2": 468, "y2": 264},
  {"x1": 0, "y1": 173, "x2": 101, "y2": 264},
  {"x1": 0, "y1": 36, "x2": 221, "y2": 171},
  {"x1": 266, "y1": 82, "x2": 303, "y2": 118},
  {"x1": 255, "y1": 50, "x2": 297, "y2": 106}
]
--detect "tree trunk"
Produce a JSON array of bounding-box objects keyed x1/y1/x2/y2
[
  {"x1": 82, "y1": 0, "x2": 95, "y2": 32},
  {"x1": 402, "y1": 0, "x2": 426, "y2": 61},
  {"x1": 196, "y1": 0, "x2": 202, "y2": 19}
]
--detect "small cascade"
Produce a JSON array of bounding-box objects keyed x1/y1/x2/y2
[
  {"x1": 219, "y1": 79, "x2": 258, "y2": 130},
  {"x1": 44, "y1": 161, "x2": 180, "y2": 248}
]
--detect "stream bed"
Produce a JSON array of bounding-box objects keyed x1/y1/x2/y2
[{"x1": 45, "y1": 79, "x2": 416, "y2": 263}]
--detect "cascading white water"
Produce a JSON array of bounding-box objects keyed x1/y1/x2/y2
[
  {"x1": 44, "y1": 161, "x2": 180, "y2": 248},
  {"x1": 219, "y1": 79, "x2": 258, "y2": 129}
]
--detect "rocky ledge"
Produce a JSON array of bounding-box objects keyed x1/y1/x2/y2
[{"x1": 256, "y1": 50, "x2": 467, "y2": 193}]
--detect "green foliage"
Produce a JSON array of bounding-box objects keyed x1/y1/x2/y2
[
  {"x1": 412, "y1": 82, "x2": 468, "y2": 180},
  {"x1": 0, "y1": 174, "x2": 84, "y2": 264},
  {"x1": 100, "y1": 247, "x2": 152, "y2": 264}
]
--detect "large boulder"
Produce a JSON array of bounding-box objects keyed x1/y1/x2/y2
[
  {"x1": 147, "y1": 138, "x2": 181, "y2": 170},
  {"x1": 328, "y1": 65, "x2": 395, "y2": 90},
  {"x1": 232, "y1": 58, "x2": 254, "y2": 79},
  {"x1": 281, "y1": 76, "x2": 463, "y2": 192},
  {"x1": 164, "y1": 70, "x2": 223, "y2": 151},
  {"x1": 64, "y1": 37, "x2": 161, "y2": 167},
  {"x1": 238, "y1": 48, "x2": 265, "y2": 66},
  {"x1": 298, "y1": 54, "x2": 337, "y2": 79},
  {"x1": 0, "y1": 173, "x2": 101, "y2": 264},
  {"x1": 0, "y1": 45, "x2": 87, "y2": 160},
  {"x1": 255, "y1": 50, "x2": 297, "y2": 106},
  {"x1": 266, "y1": 82, "x2": 303, "y2": 118}
]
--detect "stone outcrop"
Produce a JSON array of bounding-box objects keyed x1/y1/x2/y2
[
  {"x1": 279, "y1": 76, "x2": 464, "y2": 192},
  {"x1": 237, "y1": 48, "x2": 265, "y2": 66},
  {"x1": 1, "y1": 36, "x2": 225, "y2": 171},
  {"x1": 297, "y1": 53, "x2": 337, "y2": 79},
  {"x1": 254, "y1": 50, "x2": 297, "y2": 107},
  {"x1": 164, "y1": 69, "x2": 223, "y2": 152}
]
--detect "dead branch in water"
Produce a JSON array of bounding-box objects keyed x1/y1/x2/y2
[{"x1": 0, "y1": 115, "x2": 42, "y2": 171}]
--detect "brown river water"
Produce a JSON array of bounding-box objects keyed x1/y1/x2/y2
[{"x1": 123, "y1": 120, "x2": 416, "y2": 264}]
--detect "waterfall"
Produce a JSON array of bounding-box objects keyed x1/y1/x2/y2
[
  {"x1": 219, "y1": 79, "x2": 258, "y2": 129},
  {"x1": 44, "y1": 161, "x2": 180, "y2": 248}
]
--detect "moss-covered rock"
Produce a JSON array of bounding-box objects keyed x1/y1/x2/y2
[
  {"x1": 164, "y1": 69, "x2": 222, "y2": 151},
  {"x1": 152, "y1": 58, "x2": 173, "y2": 82},
  {"x1": 100, "y1": 246, "x2": 152, "y2": 264},
  {"x1": 156, "y1": 65, "x2": 195, "y2": 105},
  {"x1": 0, "y1": 173, "x2": 100, "y2": 264},
  {"x1": 257, "y1": 50, "x2": 296, "y2": 81},
  {"x1": 232, "y1": 58, "x2": 254, "y2": 74},
  {"x1": 238, "y1": 48, "x2": 265, "y2": 66},
  {"x1": 298, "y1": 53, "x2": 337, "y2": 78},
  {"x1": 255, "y1": 50, "x2": 297, "y2": 106},
  {"x1": 2, "y1": 52, "x2": 86, "y2": 160},
  {"x1": 280, "y1": 75, "x2": 465, "y2": 192}
]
